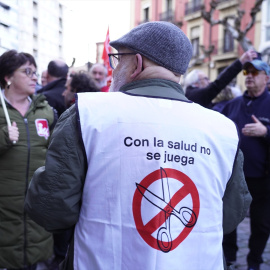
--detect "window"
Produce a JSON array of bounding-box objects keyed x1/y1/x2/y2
[
  {"x1": 33, "y1": 49, "x2": 38, "y2": 58},
  {"x1": 33, "y1": 18, "x2": 38, "y2": 30},
  {"x1": 223, "y1": 18, "x2": 234, "y2": 53},
  {"x1": 166, "y1": 0, "x2": 172, "y2": 11},
  {"x1": 191, "y1": 26, "x2": 200, "y2": 57},
  {"x1": 266, "y1": 0, "x2": 270, "y2": 41},
  {"x1": 59, "y1": 3, "x2": 63, "y2": 16},
  {"x1": 223, "y1": 29, "x2": 234, "y2": 52},
  {"x1": 59, "y1": 18, "x2": 62, "y2": 29},
  {"x1": 59, "y1": 30, "x2": 63, "y2": 43},
  {"x1": 33, "y1": 1, "x2": 38, "y2": 10},
  {"x1": 59, "y1": 45, "x2": 62, "y2": 55},
  {"x1": 144, "y1": 7, "x2": 149, "y2": 22}
]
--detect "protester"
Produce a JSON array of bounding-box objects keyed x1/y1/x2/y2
[
  {"x1": 62, "y1": 71, "x2": 99, "y2": 108},
  {"x1": 184, "y1": 50, "x2": 258, "y2": 108},
  {"x1": 25, "y1": 21, "x2": 251, "y2": 270},
  {"x1": 89, "y1": 63, "x2": 109, "y2": 92},
  {"x1": 221, "y1": 58, "x2": 270, "y2": 270},
  {"x1": 37, "y1": 59, "x2": 68, "y2": 116},
  {"x1": 0, "y1": 50, "x2": 57, "y2": 269}
]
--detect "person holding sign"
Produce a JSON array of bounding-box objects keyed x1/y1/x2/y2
[
  {"x1": 25, "y1": 22, "x2": 251, "y2": 270},
  {"x1": 0, "y1": 50, "x2": 57, "y2": 269}
]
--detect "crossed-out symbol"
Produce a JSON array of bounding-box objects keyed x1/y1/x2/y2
[{"x1": 132, "y1": 167, "x2": 200, "y2": 252}]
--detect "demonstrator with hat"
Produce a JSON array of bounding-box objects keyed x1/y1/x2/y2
[
  {"x1": 222, "y1": 56, "x2": 270, "y2": 270},
  {"x1": 25, "y1": 21, "x2": 251, "y2": 270}
]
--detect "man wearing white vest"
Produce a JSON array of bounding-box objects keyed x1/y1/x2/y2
[{"x1": 25, "y1": 21, "x2": 251, "y2": 270}]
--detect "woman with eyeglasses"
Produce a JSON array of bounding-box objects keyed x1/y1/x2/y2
[{"x1": 0, "y1": 50, "x2": 57, "y2": 270}]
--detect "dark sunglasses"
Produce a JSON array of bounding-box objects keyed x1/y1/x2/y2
[{"x1": 243, "y1": 69, "x2": 260, "y2": 76}]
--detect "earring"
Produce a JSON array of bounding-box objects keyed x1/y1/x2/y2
[{"x1": 7, "y1": 81, "x2": 11, "y2": 89}]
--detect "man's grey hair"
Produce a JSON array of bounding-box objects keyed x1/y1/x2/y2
[
  {"x1": 183, "y1": 69, "x2": 200, "y2": 92},
  {"x1": 89, "y1": 63, "x2": 108, "y2": 76}
]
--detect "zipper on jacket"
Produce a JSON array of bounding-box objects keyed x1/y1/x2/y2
[{"x1": 23, "y1": 117, "x2": 31, "y2": 267}]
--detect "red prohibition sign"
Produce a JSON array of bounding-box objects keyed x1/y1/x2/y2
[{"x1": 132, "y1": 168, "x2": 200, "y2": 251}]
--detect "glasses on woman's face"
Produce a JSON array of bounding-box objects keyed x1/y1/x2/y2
[
  {"x1": 17, "y1": 67, "x2": 39, "y2": 78},
  {"x1": 108, "y1": 53, "x2": 137, "y2": 69}
]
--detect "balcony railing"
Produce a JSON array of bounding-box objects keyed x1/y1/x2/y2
[
  {"x1": 216, "y1": 0, "x2": 230, "y2": 3},
  {"x1": 206, "y1": 39, "x2": 235, "y2": 56},
  {"x1": 185, "y1": 0, "x2": 203, "y2": 16},
  {"x1": 158, "y1": 9, "x2": 182, "y2": 27},
  {"x1": 159, "y1": 9, "x2": 174, "y2": 21},
  {"x1": 138, "y1": 19, "x2": 149, "y2": 25}
]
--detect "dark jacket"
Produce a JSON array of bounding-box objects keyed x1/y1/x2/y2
[
  {"x1": 185, "y1": 59, "x2": 243, "y2": 108},
  {"x1": 37, "y1": 77, "x2": 66, "y2": 116},
  {"x1": 0, "y1": 94, "x2": 56, "y2": 269},
  {"x1": 221, "y1": 89, "x2": 270, "y2": 178},
  {"x1": 25, "y1": 79, "x2": 251, "y2": 270}
]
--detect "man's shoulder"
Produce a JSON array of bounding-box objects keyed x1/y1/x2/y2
[
  {"x1": 221, "y1": 95, "x2": 243, "y2": 115},
  {"x1": 39, "y1": 78, "x2": 66, "y2": 93}
]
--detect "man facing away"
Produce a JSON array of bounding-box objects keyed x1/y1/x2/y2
[
  {"x1": 222, "y1": 58, "x2": 270, "y2": 270},
  {"x1": 25, "y1": 21, "x2": 251, "y2": 270},
  {"x1": 37, "y1": 59, "x2": 68, "y2": 116}
]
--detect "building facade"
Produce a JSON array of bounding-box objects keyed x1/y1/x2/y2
[
  {"x1": 0, "y1": 0, "x2": 65, "y2": 79},
  {"x1": 131, "y1": 0, "x2": 268, "y2": 91}
]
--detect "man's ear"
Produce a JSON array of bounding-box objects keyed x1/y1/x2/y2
[{"x1": 130, "y1": 54, "x2": 143, "y2": 79}]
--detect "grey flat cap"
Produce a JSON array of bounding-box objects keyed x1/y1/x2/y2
[{"x1": 109, "y1": 21, "x2": 192, "y2": 74}]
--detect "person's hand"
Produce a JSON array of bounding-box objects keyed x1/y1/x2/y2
[
  {"x1": 239, "y1": 50, "x2": 258, "y2": 65},
  {"x1": 8, "y1": 121, "x2": 19, "y2": 144},
  {"x1": 242, "y1": 115, "x2": 267, "y2": 137}
]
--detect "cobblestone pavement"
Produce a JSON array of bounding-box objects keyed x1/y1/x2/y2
[{"x1": 235, "y1": 217, "x2": 270, "y2": 270}]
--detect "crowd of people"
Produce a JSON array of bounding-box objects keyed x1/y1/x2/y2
[{"x1": 0, "y1": 21, "x2": 270, "y2": 270}]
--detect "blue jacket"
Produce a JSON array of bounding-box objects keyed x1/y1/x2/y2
[{"x1": 222, "y1": 89, "x2": 270, "y2": 178}]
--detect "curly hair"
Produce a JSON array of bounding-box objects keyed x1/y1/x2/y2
[
  {"x1": 0, "y1": 50, "x2": 36, "y2": 89},
  {"x1": 70, "y1": 71, "x2": 100, "y2": 93}
]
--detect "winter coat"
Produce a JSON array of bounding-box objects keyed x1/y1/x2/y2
[
  {"x1": 0, "y1": 93, "x2": 56, "y2": 269},
  {"x1": 37, "y1": 77, "x2": 67, "y2": 116}
]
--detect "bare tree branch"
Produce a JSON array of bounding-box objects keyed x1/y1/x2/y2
[
  {"x1": 189, "y1": 0, "x2": 263, "y2": 68},
  {"x1": 201, "y1": 0, "x2": 224, "y2": 26},
  {"x1": 201, "y1": 0, "x2": 263, "y2": 52},
  {"x1": 244, "y1": 0, "x2": 264, "y2": 35}
]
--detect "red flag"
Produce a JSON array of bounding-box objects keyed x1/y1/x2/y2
[{"x1": 102, "y1": 27, "x2": 112, "y2": 85}]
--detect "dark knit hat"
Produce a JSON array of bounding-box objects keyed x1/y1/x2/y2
[{"x1": 109, "y1": 21, "x2": 192, "y2": 75}]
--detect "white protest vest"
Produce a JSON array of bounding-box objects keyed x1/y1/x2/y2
[{"x1": 75, "y1": 92, "x2": 239, "y2": 270}]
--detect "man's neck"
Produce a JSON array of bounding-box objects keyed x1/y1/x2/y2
[
  {"x1": 136, "y1": 66, "x2": 181, "y2": 84},
  {"x1": 47, "y1": 75, "x2": 60, "y2": 83}
]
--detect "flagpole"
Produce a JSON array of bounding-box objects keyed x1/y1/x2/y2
[
  {"x1": 0, "y1": 89, "x2": 11, "y2": 126},
  {"x1": 0, "y1": 89, "x2": 16, "y2": 144}
]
